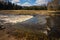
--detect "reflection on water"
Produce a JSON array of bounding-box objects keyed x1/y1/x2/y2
[
  {"x1": 0, "y1": 14, "x2": 47, "y2": 25},
  {"x1": 0, "y1": 15, "x2": 33, "y2": 23},
  {"x1": 0, "y1": 14, "x2": 50, "y2": 40}
]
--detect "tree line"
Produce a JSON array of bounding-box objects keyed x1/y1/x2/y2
[
  {"x1": 0, "y1": 1, "x2": 22, "y2": 10},
  {"x1": 0, "y1": 1, "x2": 47, "y2": 10}
]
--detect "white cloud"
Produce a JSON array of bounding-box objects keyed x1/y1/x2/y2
[
  {"x1": 11, "y1": 0, "x2": 48, "y2": 6},
  {"x1": 11, "y1": 0, "x2": 20, "y2": 3},
  {"x1": 34, "y1": 0, "x2": 48, "y2": 5},
  {"x1": 19, "y1": 2, "x2": 32, "y2": 6}
]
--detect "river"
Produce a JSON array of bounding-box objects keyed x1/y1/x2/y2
[{"x1": 0, "y1": 14, "x2": 47, "y2": 25}]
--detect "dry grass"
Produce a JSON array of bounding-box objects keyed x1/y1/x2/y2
[
  {"x1": 0, "y1": 10, "x2": 48, "y2": 15},
  {"x1": 0, "y1": 10, "x2": 60, "y2": 15}
]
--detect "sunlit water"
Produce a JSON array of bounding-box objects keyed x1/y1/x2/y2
[
  {"x1": 0, "y1": 14, "x2": 49, "y2": 34},
  {"x1": 0, "y1": 14, "x2": 47, "y2": 25}
]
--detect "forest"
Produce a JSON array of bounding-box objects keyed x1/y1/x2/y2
[{"x1": 0, "y1": 1, "x2": 47, "y2": 10}]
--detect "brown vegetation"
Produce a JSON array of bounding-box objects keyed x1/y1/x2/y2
[
  {"x1": 0, "y1": 22, "x2": 49, "y2": 40},
  {"x1": 0, "y1": 10, "x2": 48, "y2": 15}
]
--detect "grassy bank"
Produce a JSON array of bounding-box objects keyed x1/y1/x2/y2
[
  {"x1": 0, "y1": 10, "x2": 48, "y2": 15},
  {"x1": 0, "y1": 10, "x2": 60, "y2": 15}
]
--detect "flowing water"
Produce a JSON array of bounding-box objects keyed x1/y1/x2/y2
[{"x1": 0, "y1": 14, "x2": 47, "y2": 25}]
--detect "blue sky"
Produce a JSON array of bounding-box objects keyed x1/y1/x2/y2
[{"x1": 10, "y1": 0, "x2": 51, "y2": 6}]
